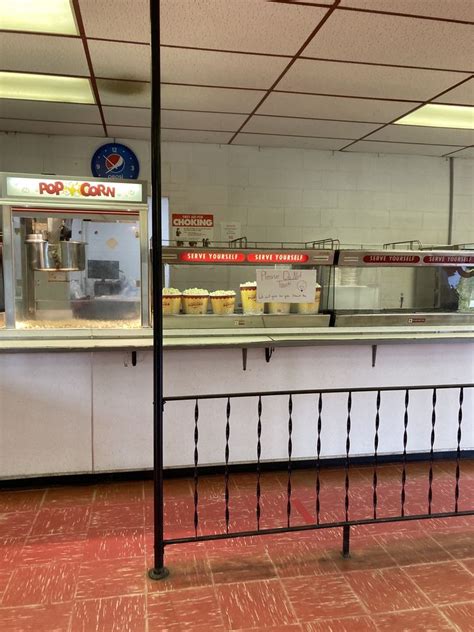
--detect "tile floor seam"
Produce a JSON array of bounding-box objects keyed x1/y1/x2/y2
[
  {"x1": 265, "y1": 546, "x2": 301, "y2": 623},
  {"x1": 39, "y1": 489, "x2": 47, "y2": 510},
  {"x1": 434, "y1": 604, "x2": 462, "y2": 631},
  {"x1": 335, "y1": 566, "x2": 373, "y2": 617},
  {"x1": 457, "y1": 558, "x2": 474, "y2": 575},
  {"x1": 428, "y1": 528, "x2": 474, "y2": 564},
  {"x1": 397, "y1": 562, "x2": 455, "y2": 611}
]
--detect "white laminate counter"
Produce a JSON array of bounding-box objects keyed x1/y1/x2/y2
[
  {"x1": 0, "y1": 324, "x2": 473, "y2": 352},
  {"x1": 0, "y1": 326, "x2": 472, "y2": 479}
]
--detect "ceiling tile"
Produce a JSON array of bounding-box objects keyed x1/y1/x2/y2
[
  {"x1": 103, "y1": 106, "x2": 150, "y2": 126},
  {"x1": 447, "y1": 146, "x2": 474, "y2": 158},
  {"x1": 107, "y1": 125, "x2": 150, "y2": 140},
  {"x1": 0, "y1": 32, "x2": 89, "y2": 76},
  {"x1": 260, "y1": 92, "x2": 417, "y2": 123},
  {"x1": 0, "y1": 100, "x2": 101, "y2": 124},
  {"x1": 278, "y1": 58, "x2": 471, "y2": 101},
  {"x1": 243, "y1": 115, "x2": 379, "y2": 138},
  {"x1": 344, "y1": 140, "x2": 465, "y2": 156},
  {"x1": 435, "y1": 78, "x2": 474, "y2": 105},
  {"x1": 368, "y1": 124, "x2": 474, "y2": 146},
  {"x1": 161, "y1": 129, "x2": 233, "y2": 144},
  {"x1": 89, "y1": 40, "x2": 150, "y2": 81},
  {"x1": 0, "y1": 119, "x2": 104, "y2": 136},
  {"x1": 161, "y1": 84, "x2": 265, "y2": 113},
  {"x1": 160, "y1": 0, "x2": 326, "y2": 54},
  {"x1": 80, "y1": 0, "x2": 150, "y2": 42},
  {"x1": 303, "y1": 11, "x2": 474, "y2": 71},
  {"x1": 161, "y1": 110, "x2": 247, "y2": 132},
  {"x1": 234, "y1": 134, "x2": 348, "y2": 150},
  {"x1": 339, "y1": 0, "x2": 474, "y2": 21},
  {"x1": 162, "y1": 47, "x2": 288, "y2": 89},
  {"x1": 97, "y1": 79, "x2": 150, "y2": 107}
]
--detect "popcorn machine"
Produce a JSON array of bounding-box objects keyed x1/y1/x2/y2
[{"x1": 0, "y1": 172, "x2": 149, "y2": 329}]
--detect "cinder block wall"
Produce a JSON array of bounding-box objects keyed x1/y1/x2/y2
[{"x1": 0, "y1": 132, "x2": 472, "y2": 244}]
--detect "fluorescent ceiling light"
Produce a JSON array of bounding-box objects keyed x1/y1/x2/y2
[
  {"x1": 395, "y1": 104, "x2": 474, "y2": 130},
  {"x1": 0, "y1": 72, "x2": 95, "y2": 104},
  {"x1": 0, "y1": 0, "x2": 77, "y2": 35}
]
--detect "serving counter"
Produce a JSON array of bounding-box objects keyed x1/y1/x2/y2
[{"x1": 1, "y1": 173, "x2": 473, "y2": 480}]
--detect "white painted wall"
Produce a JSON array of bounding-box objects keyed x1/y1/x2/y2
[{"x1": 1, "y1": 132, "x2": 472, "y2": 246}]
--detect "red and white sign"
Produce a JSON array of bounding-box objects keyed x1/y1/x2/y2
[
  {"x1": 363, "y1": 254, "x2": 421, "y2": 264},
  {"x1": 172, "y1": 213, "x2": 214, "y2": 243},
  {"x1": 180, "y1": 251, "x2": 245, "y2": 263},
  {"x1": 6, "y1": 176, "x2": 143, "y2": 203},
  {"x1": 247, "y1": 253, "x2": 309, "y2": 263},
  {"x1": 423, "y1": 255, "x2": 474, "y2": 265}
]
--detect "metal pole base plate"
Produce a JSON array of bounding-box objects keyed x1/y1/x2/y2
[{"x1": 148, "y1": 567, "x2": 170, "y2": 581}]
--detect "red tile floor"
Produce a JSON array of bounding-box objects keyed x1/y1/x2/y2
[{"x1": 0, "y1": 460, "x2": 472, "y2": 631}]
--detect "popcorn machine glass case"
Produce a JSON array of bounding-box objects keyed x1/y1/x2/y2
[{"x1": 0, "y1": 173, "x2": 149, "y2": 330}]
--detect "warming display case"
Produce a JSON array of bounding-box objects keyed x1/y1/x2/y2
[
  {"x1": 161, "y1": 240, "x2": 335, "y2": 330},
  {"x1": 0, "y1": 172, "x2": 149, "y2": 330},
  {"x1": 334, "y1": 244, "x2": 474, "y2": 327},
  {"x1": 160, "y1": 240, "x2": 473, "y2": 331}
]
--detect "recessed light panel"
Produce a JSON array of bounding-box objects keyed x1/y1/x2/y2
[
  {"x1": 0, "y1": 0, "x2": 77, "y2": 34},
  {"x1": 395, "y1": 104, "x2": 474, "y2": 130},
  {"x1": 0, "y1": 72, "x2": 95, "y2": 104}
]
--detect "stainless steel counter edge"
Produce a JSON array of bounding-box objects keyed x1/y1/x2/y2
[{"x1": 0, "y1": 325, "x2": 473, "y2": 352}]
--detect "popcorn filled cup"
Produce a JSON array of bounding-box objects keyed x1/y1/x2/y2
[
  {"x1": 296, "y1": 284, "x2": 321, "y2": 315},
  {"x1": 162, "y1": 288, "x2": 182, "y2": 315},
  {"x1": 182, "y1": 289, "x2": 209, "y2": 315},
  {"x1": 267, "y1": 301, "x2": 291, "y2": 315},
  {"x1": 210, "y1": 291, "x2": 236, "y2": 315},
  {"x1": 240, "y1": 283, "x2": 264, "y2": 315}
]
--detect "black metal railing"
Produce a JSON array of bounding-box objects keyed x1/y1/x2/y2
[{"x1": 151, "y1": 383, "x2": 473, "y2": 577}]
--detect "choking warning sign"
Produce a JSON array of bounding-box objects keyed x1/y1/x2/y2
[{"x1": 171, "y1": 213, "x2": 214, "y2": 244}]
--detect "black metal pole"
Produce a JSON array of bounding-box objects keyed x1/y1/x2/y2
[
  {"x1": 342, "y1": 525, "x2": 350, "y2": 558},
  {"x1": 148, "y1": 0, "x2": 168, "y2": 581}
]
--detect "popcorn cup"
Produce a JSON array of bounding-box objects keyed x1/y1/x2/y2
[
  {"x1": 211, "y1": 294, "x2": 236, "y2": 315},
  {"x1": 182, "y1": 294, "x2": 209, "y2": 315},
  {"x1": 240, "y1": 285, "x2": 264, "y2": 315},
  {"x1": 296, "y1": 286, "x2": 321, "y2": 315},
  {"x1": 162, "y1": 294, "x2": 182, "y2": 315},
  {"x1": 267, "y1": 301, "x2": 291, "y2": 315}
]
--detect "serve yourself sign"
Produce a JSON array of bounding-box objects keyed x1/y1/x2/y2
[
  {"x1": 256, "y1": 269, "x2": 316, "y2": 303},
  {"x1": 172, "y1": 213, "x2": 214, "y2": 243}
]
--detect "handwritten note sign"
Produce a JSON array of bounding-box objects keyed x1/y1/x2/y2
[{"x1": 256, "y1": 269, "x2": 316, "y2": 303}]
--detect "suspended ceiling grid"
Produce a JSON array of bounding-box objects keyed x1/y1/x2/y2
[{"x1": 0, "y1": 0, "x2": 473, "y2": 157}]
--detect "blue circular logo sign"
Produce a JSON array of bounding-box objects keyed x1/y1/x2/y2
[{"x1": 91, "y1": 143, "x2": 140, "y2": 179}]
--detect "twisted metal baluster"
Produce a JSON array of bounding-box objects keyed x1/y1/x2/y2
[
  {"x1": 428, "y1": 388, "x2": 437, "y2": 515},
  {"x1": 224, "y1": 397, "x2": 231, "y2": 534},
  {"x1": 193, "y1": 398, "x2": 199, "y2": 537},
  {"x1": 344, "y1": 391, "x2": 352, "y2": 523},
  {"x1": 400, "y1": 389, "x2": 409, "y2": 517},
  {"x1": 454, "y1": 387, "x2": 464, "y2": 513},
  {"x1": 316, "y1": 393, "x2": 323, "y2": 525},
  {"x1": 256, "y1": 396, "x2": 262, "y2": 531},
  {"x1": 287, "y1": 394, "x2": 293, "y2": 528},
  {"x1": 373, "y1": 390, "x2": 381, "y2": 520}
]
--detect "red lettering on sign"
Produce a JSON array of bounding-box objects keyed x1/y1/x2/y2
[
  {"x1": 362, "y1": 254, "x2": 420, "y2": 264},
  {"x1": 246, "y1": 253, "x2": 309, "y2": 263},
  {"x1": 423, "y1": 255, "x2": 474, "y2": 265},
  {"x1": 38, "y1": 180, "x2": 116, "y2": 197},
  {"x1": 180, "y1": 252, "x2": 245, "y2": 263},
  {"x1": 172, "y1": 214, "x2": 214, "y2": 227},
  {"x1": 39, "y1": 181, "x2": 64, "y2": 195}
]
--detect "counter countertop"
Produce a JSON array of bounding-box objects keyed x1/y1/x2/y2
[{"x1": 0, "y1": 325, "x2": 473, "y2": 352}]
